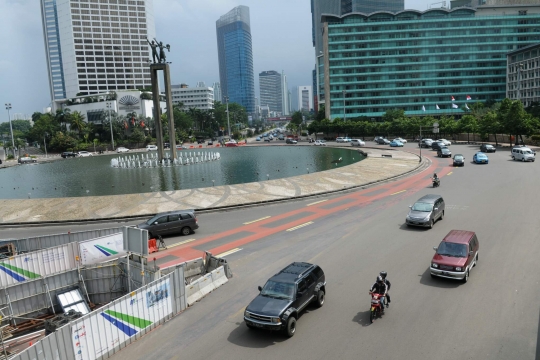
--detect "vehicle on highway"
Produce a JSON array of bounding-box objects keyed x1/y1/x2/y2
[
  {"x1": 453, "y1": 154, "x2": 465, "y2": 166},
  {"x1": 176, "y1": 144, "x2": 188, "y2": 150},
  {"x1": 389, "y1": 140, "x2": 403, "y2": 147},
  {"x1": 146, "y1": 145, "x2": 158, "y2": 151},
  {"x1": 256, "y1": 136, "x2": 261, "y2": 141},
  {"x1": 314, "y1": 140, "x2": 327, "y2": 146},
  {"x1": 350, "y1": 139, "x2": 365, "y2": 147},
  {"x1": 76, "y1": 151, "x2": 93, "y2": 157},
  {"x1": 369, "y1": 291, "x2": 385, "y2": 323},
  {"x1": 480, "y1": 144, "x2": 496, "y2": 153},
  {"x1": 430, "y1": 230, "x2": 479, "y2": 283},
  {"x1": 61, "y1": 152, "x2": 76, "y2": 158},
  {"x1": 438, "y1": 139, "x2": 451, "y2": 146},
  {"x1": 269, "y1": 135, "x2": 274, "y2": 140},
  {"x1": 336, "y1": 137, "x2": 346, "y2": 143},
  {"x1": 431, "y1": 141, "x2": 445, "y2": 151},
  {"x1": 207, "y1": 140, "x2": 213, "y2": 146},
  {"x1": 225, "y1": 140, "x2": 238, "y2": 147},
  {"x1": 405, "y1": 194, "x2": 445, "y2": 229},
  {"x1": 473, "y1": 152, "x2": 489, "y2": 164},
  {"x1": 137, "y1": 210, "x2": 198, "y2": 237},
  {"x1": 278, "y1": 135, "x2": 285, "y2": 140},
  {"x1": 511, "y1": 147, "x2": 535, "y2": 162},
  {"x1": 264, "y1": 137, "x2": 272, "y2": 142},
  {"x1": 437, "y1": 148, "x2": 452, "y2": 158},
  {"x1": 393, "y1": 137, "x2": 407, "y2": 144},
  {"x1": 164, "y1": 143, "x2": 170, "y2": 149},
  {"x1": 262, "y1": 133, "x2": 269, "y2": 138},
  {"x1": 375, "y1": 138, "x2": 390, "y2": 145},
  {"x1": 286, "y1": 138, "x2": 297, "y2": 144},
  {"x1": 432, "y1": 177, "x2": 440, "y2": 188},
  {"x1": 116, "y1": 147, "x2": 129, "y2": 153},
  {"x1": 419, "y1": 139, "x2": 433, "y2": 148},
  {"x1": 18, "y1": 156, "x2": 37, "y2": 164},
  {"x1": 244, "y1": 262, "x2": 326, "y2": 338}
]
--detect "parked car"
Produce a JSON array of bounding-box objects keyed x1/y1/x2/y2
[
  {"x1": 314, "y1": 140, "x2": 327, "y2": 146},
  {"x1": 269, "y1": 135, "x2": 274, "y2": 140},
  {"x1": 437, "y1": 148, "x2": 452, "y2": 158},
  {"x1": 374, "y1": 136, "x2": 385, "y2": 143},
  {"x1": 430, "y1": 230, "x2": 479, "y2": 283},
  {"x1": 480, "y1": 144, "x2": 496, "y2": 153},
  {"x1": 116, "y1": 147, "x2": 129, "y2": 153},
  {"x1": 18, "y1": 156, "x2": 37, "y2": 164},
  {"x1": 76, "y1": 151, "x2": 93, "y2": 157},
  {"x1": 164, "y1": 142, "x2": 170, "y2": 149},
  {"x1": 473, "y1": 152, "x2": 489, "y2": 164},
  {"x1": 389, "y1": 140, "x2": 403, "y2": 147},
  {"x1": 61, "y1": 152, "x2": 76, "y2": 158},
  {"x1": 207, "y1": 140, "x2": 214, "y2": 145},
  {"x1": 419, "y1": 139, "x2": 433, "y2": 148},
  {"x1": 256, "y1": 136, "x2": 261, "y2": 141},
  {"x1": 453, "y1": 154, "x2": 465, "y2": 166},
  {"x1": 244, "y1": 262, "x2": 326, "y2": 337},
  {"x1": 405, "y1": 194, "x2": 445, "y2": 229},
  {"x1": 146, "y1": 145, "x2": 158, "y2": 151},
  {"x1": 286, "y1": 138, "x2": 298, "y2": 144},
  {"x1": 350, "y1": 139, "x2": 365, "y2": 147},
  {"x1": 137, "y1": 210, "x2": 198, "y2": 237},
  {"x1": 431, "y1": 141, "x2": 445, "y2": 151},
  {"x1": 278, "y1": 135, "x2": 285, "y2": 140},
  {"x1": 511, "y1": 147, "x2": 535, "y2": 162},
  {"x1": 438, "y1": 139, "x2": 451, "y2": 146},
  {"x1": 264, "y1": 137, "x2": 272, "y2": 142},
  {"x1": 393, "y1": 137, "x2": 407, "y2": 144},
  {"x1": 197, "y1": 139, "x2": 205, "y2": 144},
  {"x1": 176, "y1": 144, "x2": 188, "y2": 150},
  {"x1": 375, "y1": 138, "x2": 390, "y2": 145},
  {"x1": 336, "y1": 137, "x2": 346, "y2": 143}
]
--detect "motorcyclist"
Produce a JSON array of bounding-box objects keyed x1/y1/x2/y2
[
  {"x1": 432, "y1": 173, "x2": 440, "y2": 186},
  {"x1": 370, "y1": 276, "x2": 387, "y2": 313},
  {"x1": 379, "y1": 271, "x2": 391, "y2": 308}
]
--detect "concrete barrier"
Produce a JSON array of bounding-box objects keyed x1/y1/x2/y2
[
  {"x1": 186, "y1": 281, "x2": 203, "y2": 306},
  {"x1": 184, "y1": 257, "x2": 204, "y2": 278},
  {"x1": 211, "y1": 266, "x2": 228, "y2": 287},
  {"x1": 198, "y1": 273, "x2": 216, "y2": 297}
]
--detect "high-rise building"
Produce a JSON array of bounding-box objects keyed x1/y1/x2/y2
[
  {"x1": 216, "y1": 5, "x2": 255, "y2": 114},
  {"x1": 213, "y1": 82, "x2": 222, "y2": 103},
  {"x1": 41, "y1": 0, "x2": 156, "y2": 110},
  {"x1": 297, "y1": 86, "x2": 313, "y2": 112},
  {"x1": 259, "y1": 70, "x2": 282, "y2": 113},
  {"x1": 507, "y1": 43, "x2": 540, "y2": 107},
  {"x1": 171, "y1": 84, "x2": 214, "y2": 111},
  {"x1": 321, "y1": 5, "x2": 540, "y2": 119},
  {"x1": 281, "y1": 71, "x2": 290, "y2": 115}
]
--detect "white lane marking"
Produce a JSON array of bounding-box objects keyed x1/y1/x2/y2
[
  {"x1": 243, "y1": 216, "x2": 271, "y2": 225},
  {"x1": 216, "y1": 248, "x2": 243, "y2": 257},
  {"x1": 286, "y1": 221, "x2": 314, "y2": 232},
  {"x1": 307, "y1": 199, "x2": 328, "y2": 206},
  {"x1": 167, "y1": 238, "x2": 196, "y2": 248}
]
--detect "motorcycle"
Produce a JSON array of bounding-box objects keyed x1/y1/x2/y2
[
  {"x1": 432, "y1": 178, "x2": 440, "y2": 188},
  {"x1": 369, "y1": 291, "x2": 385, "y2": 323}
]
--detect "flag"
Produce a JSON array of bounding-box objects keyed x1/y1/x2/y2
[
  {"x1": 140, "y1": 121, "x2": 145, "y2": 127},
  {"x1": 124, "y1": 121, "x2": 128, "y2": 129},
  {"x1": 131, "y1": 116, "x2": 135, "y2": 126},
  {"x1": 436, "y1": 104, "x2": 440, "y2": 110},
  {"x1": 422, "y1": 105, "x2": 426, "y2": 112},
  {"x1": 465, "y1": 104, "x2": 470, "y2": 110},
  {"x1": 452, "y1": 103, "x2": 459, "y2": 109},
  {"x1": 466, "y1": 95, "x2": 472, "y2": 101},
  {"x1": 451, "y1": 96, "x2": 455, "y2": 101}
]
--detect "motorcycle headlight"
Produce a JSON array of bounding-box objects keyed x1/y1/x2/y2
[
  {"x1": 455, "y1": 267, "x2": 462, "y2": 271},
  {"x1": 432, "y1": 263, "x2": 438, "y2": 268}
]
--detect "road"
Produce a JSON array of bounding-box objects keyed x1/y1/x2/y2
[{"x1": 3, "y1": 142, "x2": 539, "y2": 359}]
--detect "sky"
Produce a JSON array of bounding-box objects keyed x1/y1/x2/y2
[{"x1": 0, "y1": 0, "x2": 433, "y2": 122}]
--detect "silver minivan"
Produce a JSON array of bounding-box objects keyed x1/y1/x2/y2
[
  {"x1": 406, "y1": 194, "x2": 445, "y2": 229},
  {"x1": 137, "y1": 210, "x2": 199, "y2": 237},
  {"x1": 512, "y1": 147, "x2": 535, "y2": 162}
]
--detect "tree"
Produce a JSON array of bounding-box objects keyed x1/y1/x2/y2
[
  {"x1": 291, "y1": 111, "x2": 303, "y2": 127},
  {"x1": 315, "y1": 105, "x2": 325, "y2": 122},
  {"x1": 382, "y1": 109, "x2": 405, "y2": 123},
  {"x1": 70, "y1": 111, "x2": 86, "y2": 137},
  {"x1": 129, "y1": 128, "x2": 146, "y2": 148},
  {"x1": 459, "y1": 115, "x2": 478, "y2": 143}
]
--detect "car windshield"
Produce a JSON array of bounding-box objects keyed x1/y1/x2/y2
[
  {"x1": 436, "y1": 242, "x2": 468, "y2": 257},
  {"x1": 145, "y1": 215, "x2": 160, "y2": 225},
  {"x1": 442, "y1": 149, "x2": 450, "y2": 153},
  {"x1": 260, "y1": 281, "x2": 295, "y2": 300},
  {"x1": 454, "y1": 155, "x2": 463, "y2": 160},
  {"x1": 412, "y1": 202, "x2": 433, "y2": 212}
]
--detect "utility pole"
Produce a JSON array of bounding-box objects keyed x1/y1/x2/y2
[
  {"x1": 106, "y1": 101, "x2": 115, "y2": 150},
  {"x1": 224, "y1": 96, "x2": 231, "y2": 138},
  {"x1": 5, "y1": 103, "x2": 15, "y2": 158}
]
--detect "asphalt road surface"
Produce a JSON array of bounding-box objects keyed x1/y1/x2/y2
[{"x1": 3, "y1": 142, "x2": 539, "y2": 360}]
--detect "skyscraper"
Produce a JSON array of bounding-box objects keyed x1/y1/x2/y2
[
  {"x1": 297, "y1": 86, "x2": 313, "y2": 112},
  {"x1": 281, "y1": 71, "x2": 290, "y2": 115},
  {"x1": 213, "y1": 82, "x2": 222, "y2": 103},
  {"x1": 41, "y1": 0, "x2": 156, "y2": 109},
  {"x1": 216, "y1": 5, "x2": 255, "y2": 114},
  {"x1": 259, "y1": 71, "x2": 282, "y2": 113}
]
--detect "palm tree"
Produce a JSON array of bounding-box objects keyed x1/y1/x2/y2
[{"x1": 70, "y1": 111, "x2": 86, "y2": 137}]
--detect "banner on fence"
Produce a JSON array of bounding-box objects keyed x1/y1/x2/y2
[
  {"x1": 71, "y1": 277, "x2": 173, "y2": 360},
  {"x1": 79, "y1": 233, "x2": 125, "y2": 265},
  {"x1": 0, "y1": 243, "x2": 78, "y2": 287}
]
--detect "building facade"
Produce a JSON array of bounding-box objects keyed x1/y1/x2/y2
[
  {"x1": 171, "y1": 84, "x2": 214, "y2": 111},
  {"x1": 216, "y1": 5, "x2": 255, "y2": 115},
  {"x1": 322, "y1": 5, "x2": 540, "y2": 119},
  {"x1": 281, "y1": 71, "x2": 290, "y2": 115},
  {"x1": 213, "y1": 82, "x2": 222, "y2": 103},
  {"x1": 297, "y1": 86, "x2": 314, "y2": 112},
  {"x1": 259, "y1": 71, "x2": 282, "y2": 113},
  {"x1": 507, "y1": 43, "x2": 540, "y2": 107},
  {"x1": 41, "y1": 0, "x2": 156, "y2": 111}
]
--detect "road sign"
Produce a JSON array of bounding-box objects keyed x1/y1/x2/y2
[{"x1": 433, "y1": 122, "x2": 439, "y2": 128}]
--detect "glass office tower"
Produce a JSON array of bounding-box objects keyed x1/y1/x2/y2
[
  {"x1": 216, "y1": 6, "x2": 255, "y2": 114},
  {"x1": 323, "y1": 6, "x2": 540, "y2": 119},
  {"x1": 41, "y1": 0, "x2": 66, "y2": 101}
]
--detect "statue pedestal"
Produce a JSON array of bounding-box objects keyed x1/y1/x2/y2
[{"x1": 150, "y1": 63, "x2": 176, "y2": 162}]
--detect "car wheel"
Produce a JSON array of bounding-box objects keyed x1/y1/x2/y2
[
  {"x1": 429, "y1": 220, "x2": 434, "y2": 229},
  {"x1": 463, "y1": 270, "x2": 469, "y2": 283},
  {"x1": 522, "y1": 158, "x2": 525, "y2": 162},
  {"x1": 440, "y1": 210, "x2": 444, "y2": 220},
  {"x1": 180, "y1": 226, "x2": 191, "y2": 236},
  {"x1": 474, "y1": 253, "x2": 478, "y2": 266},
  {"x1": 512, "y1": 156, "x2": 515, "y2": 160},
  {"x1": 315, "y1": 290, "x2": 325, "y2": 308},
  {"x1": 285, "y1": 316, "x2": 296, "y2": 337}
]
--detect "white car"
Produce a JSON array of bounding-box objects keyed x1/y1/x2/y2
[
  {"x1": 343, "y1": 137, "x2": 352, "y2": 142},
  {"x1": 116, "y1": 147, "x2": 129, "y2": 153},
  {"x1": 350, "y1": 139, "x2": 365, "y2": 147},
  {"x1": 336, "y1": 137, "x2": 346, "y2": 143},
  {"x1": 438, "y1": 139, "x2": 451, "y2": 146},
  {"x1": 146, "y1": 145, "x2": 158, "y2": 151},
  {"x1": 314, "y1": 140, "x2": 327, "y2": 146},
  {"x1": 393, "y1": 137, "x2": 407, "y2": 144},
  {"x1": 76, "y1": 151, "x2": 93, "y2": 157}
]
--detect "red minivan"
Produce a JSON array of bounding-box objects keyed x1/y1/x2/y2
[{"x1": 430, "y1": 230, "x2": 479, "y2": 283}]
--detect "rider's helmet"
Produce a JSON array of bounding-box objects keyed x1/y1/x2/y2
[
  {"x1": 376, "y1": 276, "x2": 383, "y2": 283},
  {"x1": 433, "y1": 173, "x2": 438, "y2": 177},
  {"x1": 379, "y1": 271, "x2": 387, "y2": 279}
]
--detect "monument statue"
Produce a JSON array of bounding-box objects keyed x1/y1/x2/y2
[
  {"x1": 156, "y1": 40, "x2": 171, "y2": 63},
  {"x1": 146, "y1": 38, "x2": 159, "y2": 63}
]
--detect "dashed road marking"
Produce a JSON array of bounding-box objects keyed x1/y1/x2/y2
[
  {"x1": 216, "y1": 248, "x2": 243, "y2": 257},
  {"x1": 167, "y1": 238, "x2": 196, "y2": 248},
  {"x1": 286, "y1": 221, "x2": 314, "y2": 232},
  {"x1": 447, "y1": 172, "x2": 453, "y2": 175},
  {"x1": 307, "y1": 199, "x2": 328, "y2": 206},
  {"x1": 445, "y1": 205, "x2": 469, "y2": 210},
  {"x1": 391, "y1": 190, "x2": 407, "y2": 195},
  {"x1": 243, "y1": 216, "x2": 271, "y2": 225}
]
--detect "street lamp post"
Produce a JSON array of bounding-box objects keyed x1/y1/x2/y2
[
  {"x1": 106, "y1": 101, "x2": 115, "y2": 151},
  {"x1": 224, "y1": 96, "x2": 231, "y2": 138},
  {"x1": 5, "y1": 103, "x2": 15, "y2": 158},
  {"x1": 342, "y1": 90, "x2": 347, "y2": 121},
  {"x1": 44, "y1": 132, "x2": 48, "y2": 158}
]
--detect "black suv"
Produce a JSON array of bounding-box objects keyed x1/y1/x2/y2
[
  {"x1": 244, "y1": 262, "x2": 326, "y2": 337},
  {"x1": 61, "y1": 152, "x2": 76, "y2": 158},
  {"x1": 431, "y1": 141, "x2": 445, "y2": 151}
]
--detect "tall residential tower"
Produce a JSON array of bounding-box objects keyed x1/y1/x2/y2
[
  {"x1": 41, "y1": 0, "x2": 156, "y2": 110},
  {"x1": 259, "y1": 70, "x2": 282, "y2": 113},
  {"x1": 216, "y1": 5, "x2": 255, "y2": 114}
]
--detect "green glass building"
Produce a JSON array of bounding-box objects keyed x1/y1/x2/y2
[{"x1": 321, "y1": 5, "x2": 540, "y2": 119}]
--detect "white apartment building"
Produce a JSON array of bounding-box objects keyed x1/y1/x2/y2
[
  {"x1": 41, "y1": 0, "x2": 156, "y2": 111},
  {"x1": 171, "y1": 84, "x2": 214, "y2": 111},
  {"x1": 297, "y1": 86, "x2": 313, "y2": 112}
]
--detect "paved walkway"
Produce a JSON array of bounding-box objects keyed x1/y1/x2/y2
[{"x1": 0, "y1": 147, "x2": 422, "y2": 224}]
